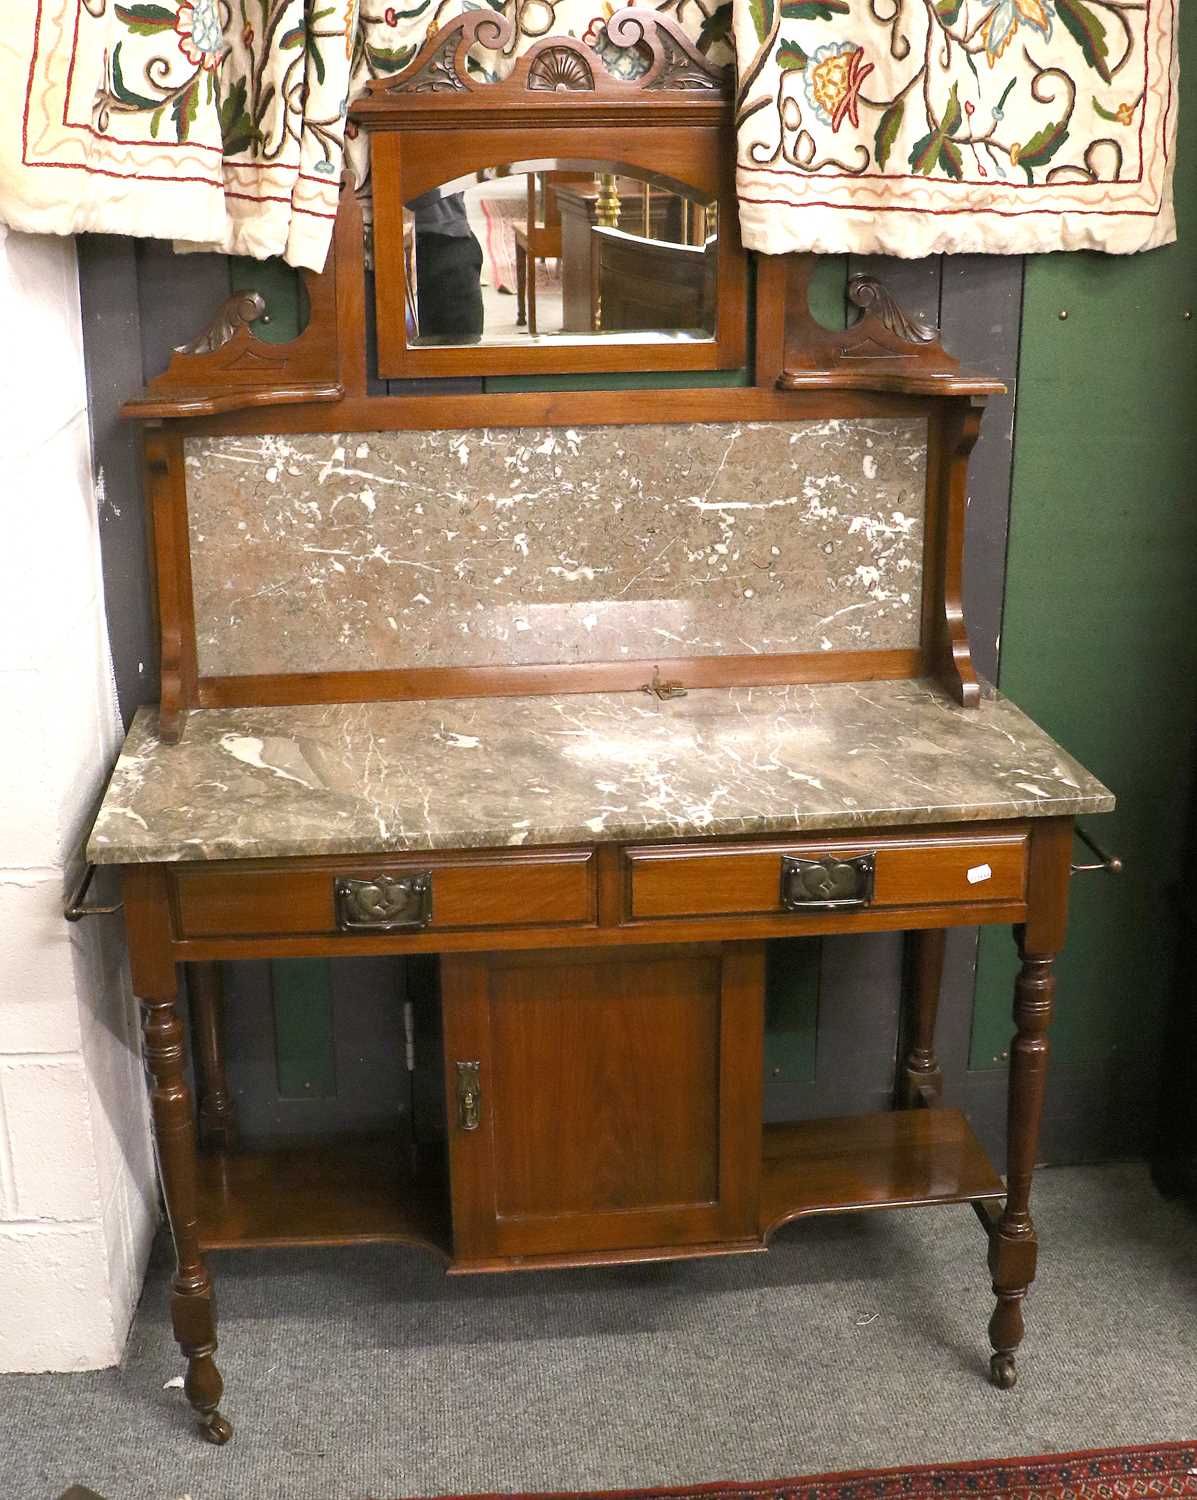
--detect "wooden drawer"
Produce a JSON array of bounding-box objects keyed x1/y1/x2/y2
[
  {"x1": 172, "y1": 849, "x2": 596, "y2": 939},
  {"x1": 625, "y1": 834, "x2": 1027, "y2": 921}
]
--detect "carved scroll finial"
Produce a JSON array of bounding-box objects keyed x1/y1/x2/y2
[
  {"x1": 377, "y1": 9, "x2": 512, "y2": 95},
  {"x1": 175, "y1": 291, "x2": 266, "y2": 356},
  {"x1": 606, "y1": 11, "x2": 728, "y2": 91},
  {"x1": 847, "y1": 275, "x2": 935, "y2": 345}
]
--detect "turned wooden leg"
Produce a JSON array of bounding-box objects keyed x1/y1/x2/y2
[
  {"x1": 140, "y1": 989, "x2": 233, "y2": 1445},
  {"x1": 987, "y1": 927, "x2": 1057, "y2": 1390},
  {"x1": 898, "y1": 928, "x2": 946, "y2": 1108},
  {"x1": 515, "y1": 242, "x2": 527, "y2": 326},
  {"x1": 188, "y1": 962, "x2": 239, "y2": 1151}
]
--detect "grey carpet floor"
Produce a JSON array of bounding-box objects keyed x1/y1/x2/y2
[{"x1": 2, "y1": 1162, "x2": 1195, "y2": 1500}]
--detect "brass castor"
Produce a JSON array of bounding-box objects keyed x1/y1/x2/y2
[
  {"x1": 989, "y1": 1352, "x2": 1017, "y2": 1390},
  {"x1": 199, "y1": 1411, "x2": 234, "y2": 1445}
]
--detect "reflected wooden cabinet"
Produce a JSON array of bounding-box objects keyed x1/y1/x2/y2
[
  {"x1": 556, "y1": 178, "x2": 691, "y2": 333},
  {"x1": 441, "y1": 943, "x2": 765, "y2": 1266}
]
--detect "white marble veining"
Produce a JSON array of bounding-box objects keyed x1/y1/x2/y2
[
  {"x1": 185, "y1": 419, "x2": 928, "y2": 677},
  {"x1": 87, "y1": 680, "x2": 1114, "y2": 864}
]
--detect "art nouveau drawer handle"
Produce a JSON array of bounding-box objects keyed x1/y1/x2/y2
[
  {"x1": 334, "y1": 873, "x2": 432, "y2": 932},
  {"x1": 780, "y1": 853, "x2": 875, "y2": 912}
]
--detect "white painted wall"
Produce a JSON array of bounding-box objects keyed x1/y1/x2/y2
[{"x1": 0, "y1": 227, "x2": 157, "y2": 1370}]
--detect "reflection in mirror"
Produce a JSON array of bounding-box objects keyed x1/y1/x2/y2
[{"x1": 405, "y1": 163, "x2": 718, "y2": 348}]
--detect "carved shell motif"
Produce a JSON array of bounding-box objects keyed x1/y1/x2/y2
[{"x1": 527, "y1": 46, "x2": 595, "y2": 92}]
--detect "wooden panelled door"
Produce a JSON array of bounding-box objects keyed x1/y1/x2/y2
[{"x1": 441, "y1": 943, "x2": 766, "y2": 1263}]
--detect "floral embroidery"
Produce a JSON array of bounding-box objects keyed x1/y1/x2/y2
[
  {"x1": 980, "y1": 0, "x2": 1053, "y2": 69},
  {"x1": 736, "y1": 0, "x2": 1158, "y2": 191},
  {"x1": 584, "y1": 1, "x2": 652, "y2": 80},
  {"x1": 78, "y1": 0, "x2": 733, "y2": 259},
  {"x1": 803, "y1": 43, "x2": 872, "y2": 132},
  {"x1": 175, "y1": 0, "x2": 228, "y2": 71}
]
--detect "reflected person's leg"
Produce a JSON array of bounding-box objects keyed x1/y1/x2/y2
[{"x1": 415, "y1": 231, "x2": 484, "y2": 343}]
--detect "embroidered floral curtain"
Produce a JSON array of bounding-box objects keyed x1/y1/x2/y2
[
  {"x1": 0, "y1": 0, "x2": 726, "y2": 271},
  {"x1": 732, "y1": 0, "x2": 1178, "y2": 255},
  {"x1": 0, "y1": 0, "x2": 1177, "y2": 265}
]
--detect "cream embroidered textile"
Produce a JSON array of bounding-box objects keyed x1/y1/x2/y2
[
  {"x1": 732, "y1": 0, "x2": 1178, "y2": 256},
  {"x1": 0, "y1": 0, "x2": 1177, "y2": 266},
  {"x1": 0, "y1": 0, "x2": 720, "y2": 271}
]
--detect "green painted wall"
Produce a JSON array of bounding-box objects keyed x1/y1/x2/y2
[
  {"x1": 970, "y1": 4, "x2": 1197, "y2": 1088},
  {"x1": 765, "y1": 940, "x2": 822, "y2": 1085},
  {"x1": 270, "y1": 959, "x2": 337, "y2": 1098}
]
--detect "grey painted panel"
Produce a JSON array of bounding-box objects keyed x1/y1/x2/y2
[
  {"x1": 767, "y1": 931, "x2": 904, "y2": 1122},
  {"x1": 76, "y1": 236, "x2": 158, "y2": 725},
  {"x1": 963, "y1": 1054, "x2": 1162, "y2": 1174},
  {"x1": 136, "y1": 242, "x2": 231, "y2": 385},
  {"x1": 939, "y1": 254, "x2": 1024, "y2": 683}
]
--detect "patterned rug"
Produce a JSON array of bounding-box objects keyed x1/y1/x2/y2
[{"x1": 389, "y1": 1444, "x2": 1197, "y2": 1500}]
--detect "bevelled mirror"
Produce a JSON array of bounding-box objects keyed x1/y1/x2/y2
[
  {"x1": 407, "y1": 163, "x2": 718, "y2": 350},
  {"x1": 351, "y1": 12, "x2": 746, "y2": 379}
]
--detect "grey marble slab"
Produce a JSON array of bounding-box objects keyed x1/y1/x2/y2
[
  {"x1": 87, "y1": 680, "x2": 1113, "y2": 865},
  {"x1": 185, "y1": 418, "x2": 927, "y2": 677}
]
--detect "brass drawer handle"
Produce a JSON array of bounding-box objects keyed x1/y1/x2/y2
[
  {"x1": 780, "y1": 853, "x2": 875, "y2": 911},
  {"x1": 456, "y1": 1061, "x2": 482, "y2": 1131},
  {"x1": 334, "y1": 873, "x2": 432, "y2": 932}
]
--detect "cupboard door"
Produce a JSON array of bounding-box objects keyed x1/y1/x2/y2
[{"x1": 441, "y1": 943, "x2": 765, "y2": 1264}]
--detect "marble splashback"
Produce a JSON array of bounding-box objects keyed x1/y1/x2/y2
[{"x1": 184, "y1": 418, "x2": 928, "y2": 678}]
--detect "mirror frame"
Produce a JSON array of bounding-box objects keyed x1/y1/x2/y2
[{"x1": 352, "y1": 9, "x2": 747, "y2": 379}]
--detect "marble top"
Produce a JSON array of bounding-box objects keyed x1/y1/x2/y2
[{"x1": 87, "y1": 680, "x2": 1113, "y2": 865}]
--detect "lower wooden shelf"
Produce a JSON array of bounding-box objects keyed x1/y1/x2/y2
[
  {"x1": 195, "y1": 1110, "x2": 1003, "y2": 1263},
  {"x1": 196, "y1": 1133, "x2": 451, "y2": 1256},
  {"x1": 760, "y1": 1108, "x2": 1005, "y2": 1237}
]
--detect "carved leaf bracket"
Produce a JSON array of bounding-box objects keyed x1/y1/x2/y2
[
  {"x1": 777, "y1": 257, "x2": 1005, "y2": 399},
  {"x1": 121, "y1": 178, "x2": 366, "y2": 421}
]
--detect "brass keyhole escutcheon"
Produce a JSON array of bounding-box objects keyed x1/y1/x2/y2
[{"x1": 456, "y1": 1061, "x2": 482, "y2": 1131}]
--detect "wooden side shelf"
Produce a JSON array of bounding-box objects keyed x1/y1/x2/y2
[
  {"x1": 196, "y1": 1134, "x2": 451, "y2": 1257},
  {"x1": 760, "y1": 1109, "x2": 1005, "y2": 1237}
]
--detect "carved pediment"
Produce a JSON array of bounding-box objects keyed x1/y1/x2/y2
[{"x1": 351, "y1": 8, "x2": 729, "y2": 125}]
